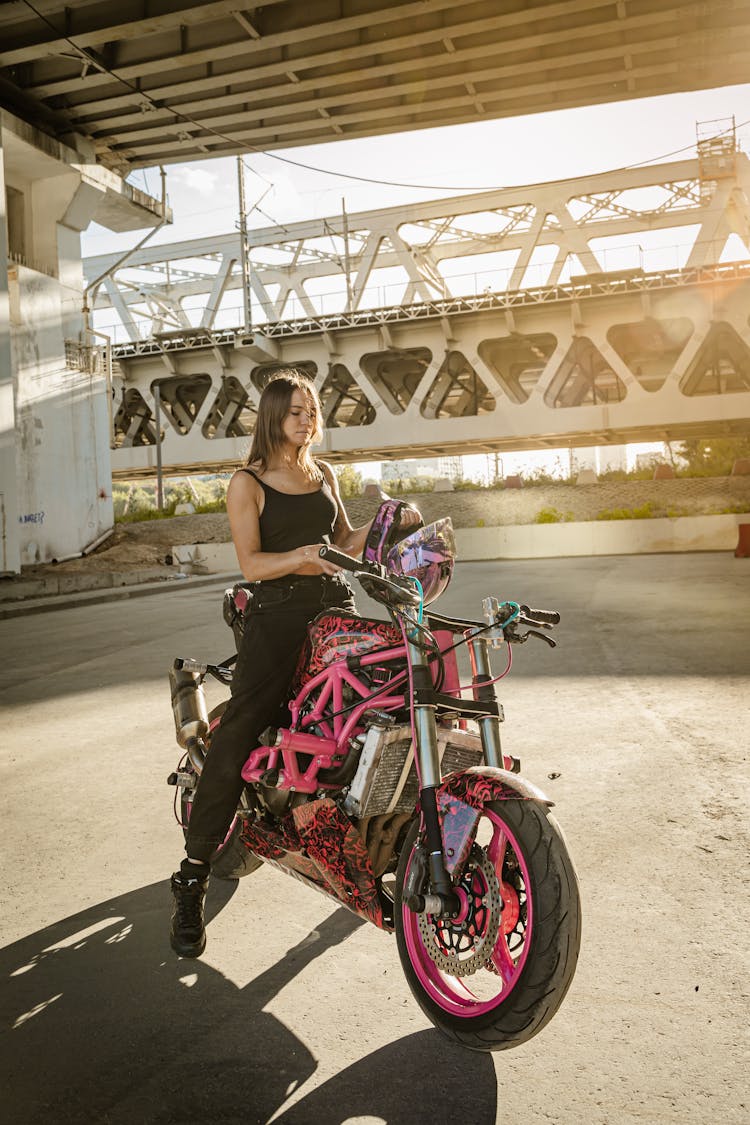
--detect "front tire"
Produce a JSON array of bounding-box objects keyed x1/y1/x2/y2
[
  {"x1": 180, "y1": 702, "x2": 263, "y2": 881},
  {"x1": 394, "y1": 799, "x2": 581, "y2": 1051}
]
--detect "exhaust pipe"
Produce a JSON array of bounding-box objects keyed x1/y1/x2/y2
[{"x1": 169, "y1": 662, "x2": 209, "y2": 749}]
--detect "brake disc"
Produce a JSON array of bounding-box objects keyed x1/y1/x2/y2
[{"x1": 417, "y1": 846, "x2": 502, "y2": 978}]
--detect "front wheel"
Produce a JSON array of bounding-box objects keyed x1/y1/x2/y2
[
  {"x1": 394, "y1": 799, "x2": 581, "y2": 1051},
  {"x1": 180, "y1": 702, "x2": 263, "y2": 881}
]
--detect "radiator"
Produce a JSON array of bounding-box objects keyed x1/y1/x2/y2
[{"x1": 343, "y1": 724, "x2": 484, "y2": 818}]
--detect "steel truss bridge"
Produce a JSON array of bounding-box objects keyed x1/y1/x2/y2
[{"x1": 84, "y1": 140, "x2": 750, "y2": 476}]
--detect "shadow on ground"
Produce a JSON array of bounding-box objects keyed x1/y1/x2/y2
[{"x1": 1, "y1": 881, "x2": 496, "y2": 1124}]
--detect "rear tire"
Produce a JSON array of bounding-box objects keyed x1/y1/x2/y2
[
  {"x1": 394, "y1": 799, "x2": 581, "y2": 1051},
  {"x1": 180, "y1": 702, "x2": 264, "y2": 881},
  {"x1": 210, "y1": 823, "x2": 264, "y2": 880}
]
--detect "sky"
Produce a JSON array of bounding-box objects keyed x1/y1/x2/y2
[{"x1": 81, "y1": 83, "x2": 750, "y2": 479}]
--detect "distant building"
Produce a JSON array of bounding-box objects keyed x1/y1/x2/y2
[
  {"x1": 381, "y1": 459, "x2": 437, "y2": 481},
  {"x1": 573, "y1": 445, "x2": 629, "y2": 475}
]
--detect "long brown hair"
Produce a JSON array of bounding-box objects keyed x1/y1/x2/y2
[{"x1": 245, "y1": 370, "x2": 323, "y2": 478}]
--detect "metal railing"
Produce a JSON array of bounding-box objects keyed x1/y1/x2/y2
[
  {"x1": 109, "y1": 259, "x2": 750, "y2": 359},
  {"x1": 65, "y1": 338, "x2": 109, "y2": 374}
]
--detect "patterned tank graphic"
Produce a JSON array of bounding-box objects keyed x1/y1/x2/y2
[{"x1": 292, "y1": 611, "x2": 402, "y2": 692}]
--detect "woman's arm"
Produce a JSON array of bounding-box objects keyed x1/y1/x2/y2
[
  {"x1": 226, "y1": 471, "x2": 340, "y2": 581},
  {"x1": 321, "y1": 463, "x2": 422, "y2": 558}
]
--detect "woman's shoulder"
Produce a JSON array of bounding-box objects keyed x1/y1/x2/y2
[
  {"x1": 228, "y1": 466, "x2": 263, "y2": 501},
  {"x1": 230, "y1": 464, "x2": 258, "y2": 481},
  {"x1": 315, "y1": 459, "x2": 335, "y2": 485}
]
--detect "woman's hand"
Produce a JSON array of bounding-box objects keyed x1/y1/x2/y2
[
  {"x1": 400, "y1": 504, "x2": 423, "y2": 529},
  {"x1": 296, "y1": 543, "x2": 343, "y2": 576}
]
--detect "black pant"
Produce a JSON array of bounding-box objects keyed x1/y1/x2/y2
[{"x1": 185, "y1": 574, "x2": 356, "y2": 863}]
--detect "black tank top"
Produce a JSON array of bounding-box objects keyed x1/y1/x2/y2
[{"x1": 242, "y1": 468, "x2": 338, "y2": 552}]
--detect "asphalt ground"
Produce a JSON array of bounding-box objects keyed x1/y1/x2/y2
[{"x1": 1, "y1": 554, "x2": 748, "y2": 1124}]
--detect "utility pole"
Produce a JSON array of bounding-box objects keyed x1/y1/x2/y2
[
  {"x1": 342, "y1": 198, "x2": 353, "y2": 313},
  {"x1": 236, "y1": 156, "x2": 252, "y2": 331},
  {"x1": 154, "y1": 382, "x2": 164, "y2": 511}
]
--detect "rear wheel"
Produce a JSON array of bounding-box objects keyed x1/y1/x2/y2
[
  {"x1": 394, "y1": 799, "x2": 581, "y2": 1051},
  {"x1": 180, "y1": 702, "x2": 263, "y2": 881}
]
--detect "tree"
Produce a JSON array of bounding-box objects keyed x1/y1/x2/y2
[
  {"x1": 675, "y1": 436, "x2": 750, "y2": 477},
  {"x1": 335, "y1": 463, "x2": 363, "y2": 498}
]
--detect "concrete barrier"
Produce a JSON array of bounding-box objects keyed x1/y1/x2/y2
[
  {"x1": 456, "y1": 513, "x2": 746, "y2": 560},
  {"x1": 172, "y1": 513, "x2": 746, "y2": 572}
]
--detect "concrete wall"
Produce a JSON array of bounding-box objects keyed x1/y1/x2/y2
[
  {"x1": 0, "y1": 129, "x2": 17, "y2": 572},
  {"x1": 171, "y1": 512, "x2": 747, "y2": 574},
  {"x1": 11, "y1": 265, "x2": 112, "y2": 563},
  {"x1": 456, "y1": 513, "x2": 745, "y2": 559}
]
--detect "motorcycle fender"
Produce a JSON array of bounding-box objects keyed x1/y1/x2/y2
[
  {"x1": 439, "y1": 764, "x2": 554, "y2": 808},
  {"x1": 438, "y1": 766, "x2": 554, "y2": 878}
]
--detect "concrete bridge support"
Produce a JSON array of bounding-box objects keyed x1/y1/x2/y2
[{"x1": 0, "y1": 110, "x2": 165, "y2": 573}]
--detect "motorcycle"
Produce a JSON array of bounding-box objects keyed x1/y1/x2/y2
[{"x1": 167, "y1": 508, "x2": 581, "y2": 1052}]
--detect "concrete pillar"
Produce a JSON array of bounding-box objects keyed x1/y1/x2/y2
[
  {"x1": 0, "y1": 123, "x2": 20, "y2": 573},
  {"x1": 0, "y1": 109, "x2": 164, "y2": 571},
  {"x1": 13, "y1": 169, "x2": 114, "y2": 565}
]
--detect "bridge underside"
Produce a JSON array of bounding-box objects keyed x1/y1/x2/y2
[
  {"x1": 1, "y1": 1, "x2": 749, "y2": 169},
  {"x1": 110, "y1": 264, "x2": 750, "y2": 478},
  {"x1": 109, "y1": 421, "x2": 750, "y2": 479}
]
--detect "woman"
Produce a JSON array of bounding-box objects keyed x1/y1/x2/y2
[{"x1": 170, "y1": 370, "x2": 419, "y2": 957}]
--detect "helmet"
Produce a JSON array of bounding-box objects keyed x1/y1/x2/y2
[
  {"x1": 385, "y1": 518, "x2": 455, "y2": 605},
  {"x1": 362, "y1": 499, "x2": 422, "y2": 566}
]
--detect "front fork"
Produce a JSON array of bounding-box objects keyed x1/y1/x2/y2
[
  {"x1": 468, "y1": 633, "x2": 504, "y2": 769},
  {"x1": 406, "y1": 614, "x2": 503, "y2": 917}
]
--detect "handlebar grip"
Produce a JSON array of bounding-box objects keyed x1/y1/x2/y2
[
  {"x1": 520, "y1": 605, "x2": 560, "y2": 626},
  {"x1": 319, "y1": 546, "x2": 422, "y2": 606},
  {"x1": 318, "y1": 545, "x2": 369, "y2": 573}
]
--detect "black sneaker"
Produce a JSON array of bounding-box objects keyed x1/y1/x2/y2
[{"x1": 170, "y1": 871, "x2": 209, "y2": 957}]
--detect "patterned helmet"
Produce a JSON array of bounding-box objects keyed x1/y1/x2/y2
[
  {"x1": 385, "y1": 518, "x2": 455, "y2": 605},
  {"x1": 362, "y1": 499, "x2": 423, "y2": 565}
]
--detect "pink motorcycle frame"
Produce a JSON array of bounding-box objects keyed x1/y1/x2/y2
[
  {"x1": 240, "y1": 627, "x2": 463, "y2": 793},
  {"x1": 240, "y1": 615, "x2": 518, "y2": 796}
]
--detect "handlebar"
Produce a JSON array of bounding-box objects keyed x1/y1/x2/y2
[
  {"x1": 519, "y1": 604, "x2": 560, "y2": 626},
  {"x1": 501, "y1": 603, "x2": 560, "y2": 648},
  {"x1": 318, "y1": 545, "x2": 422, "y2": 607},
  {"x1": 318, "y1": 545, "x2": 381, "y2": 575},
  {"x1": 318, "y1": 547, "x2": 559, "y2": 638}
]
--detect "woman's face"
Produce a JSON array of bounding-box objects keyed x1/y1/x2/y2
[{"x1": 281, "y1": 387, "x2": 317, "y2": 449}]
